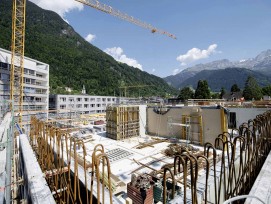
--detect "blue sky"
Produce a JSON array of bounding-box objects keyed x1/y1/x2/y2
[{"x1": 29, "y1": 0, "x2": 271, "y2": 77}]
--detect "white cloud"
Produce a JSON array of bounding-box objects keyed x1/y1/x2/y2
[
  {"x1": 152, "y1": 68, "x2": 156, "y2": 73},
  {"x1": 104, "y1": 47, "x2": 143, "y2": 70},
  {"x1": 29, "y1": 0, "x2": 83, "y2": 18},
  {"x1": 85, "y1": 34, "x2": 96, "y2": 43},
  {"x1": 177, "y1": 44, "x2": 218, "y2": 66},
  {"x1": 173, "y1": 68, "x2": 181, "y2": 75}
]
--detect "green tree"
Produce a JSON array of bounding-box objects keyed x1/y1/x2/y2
[
  {"x1": 262, "y1": 85, "x2": 271, "y2": 96},
  {"x1": 243, "y1": 76, "x2": 263, "y2": 100},
  {"x1": 231, "y1": 84, "x2": 240, "y2": 92},
  {"x1": 220, "y1": 87, "x2": 226, "y2": 99},
  {"x1": 178, "y1": 87, "x2": 194, "y2": 101},
  {"x1": 195, "y1": 80, "x2": 211, "y2": 99},
  {"x1": 211, "y1": 92, "x2": 220, "y2": 99}
]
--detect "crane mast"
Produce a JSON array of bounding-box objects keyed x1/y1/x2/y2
[
  {"x1": 10, "y1": 0, "x2": 26, "y2": 125},
  {"x1": 75, "y1": 0, "x2": 176, "y2": 39}
]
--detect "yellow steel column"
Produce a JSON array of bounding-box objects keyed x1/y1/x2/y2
[{"x1": 220, "y1": 108, "x2": 228, "y2": 133}]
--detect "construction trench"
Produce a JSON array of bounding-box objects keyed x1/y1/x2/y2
[{"x1": 15, "y1": 109, "x2": 271, "y2": 204}]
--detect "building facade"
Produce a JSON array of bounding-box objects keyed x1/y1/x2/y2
[
  {"x1": 49, "y1": 94, "x2": 119, "y2": 114},
  {"x1": 0, "y1": 48, "x2": 49, "y2": 117}
]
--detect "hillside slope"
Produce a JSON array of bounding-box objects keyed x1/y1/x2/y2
[{"x1": 0, "y1": 0, "x2": 176, "y2": 96}]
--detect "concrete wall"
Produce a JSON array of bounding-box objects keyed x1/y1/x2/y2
[
  {"x1": 146, "y1": 106, "x2": 226, "y2": 145},
  {"x1": 227, "y1": 108, "x2": 270, "y2": 127}
]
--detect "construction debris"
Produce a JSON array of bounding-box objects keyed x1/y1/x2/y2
[{"x1": 164, "y1": 143, "x2": 199, "y2": 157}]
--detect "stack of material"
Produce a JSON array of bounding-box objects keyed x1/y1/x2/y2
[
  {"x1": 127, "y1": 174, "x2": 154, "y2": 204},
  {"x1": 106, "y1": 106, "x2": 139, "y2": 140},
  {"x1": 164, "y1": 143, "x2": 199, "y2": 157}
]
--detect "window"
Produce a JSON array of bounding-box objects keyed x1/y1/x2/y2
[
  {"x1": 60, "y1": 105, "x2": 66, "y2": 109},
  {"x1": 60, "y1": 97, "x2": 66, "y2": 102},
  {"x1": 36, "y1": 74, "x2": 41, "y2": 77},
  {"x1": 84, "y1": 98, "x2": 89, "y2": 102},
  {"x1": 24, "y1": 78, "x2": 31, "y2": 84},
  {"x1": 102, "y1": 98, "x2": 106, "y2": 102},
  {"x1": 84, "y1": 104, "x2": 89, "y2": 108},
  {"x1": 107, "y1": 98, "x2": 111, "y2": 102},
  {"x1": 0, "y1": 62, "x2": 8, "y2": 69},
  {"x1": 1, "y1": 73, "x2": 9, "y2": 80},
  {"x1": 77, "y1": 98, "x2": 82, "y2": 102},
  {"x1": 91, "y1": 104, "x2": 95, "y2": 107},
  {"x1": 24, "y1": 87, "x2": 35, "y2": 94},
  {"x1": 90, "y1": 98, "x2": 95, "y2": 102},
  {"x1": 69, "y1": 97, "x2": 74, "y2": 102},
  {"x1": 3, "y1": 84, "x2": 9, "y2": 91},
  {"x1": 29, "y1": 70, "x2": 35, "y2": 75},
  {"x1": 76, "y1": 104, "x2": 82, "y2": 108}
]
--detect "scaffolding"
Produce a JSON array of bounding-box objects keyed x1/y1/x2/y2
[
  {"x1": 167, "y1": 116, "x2": 190, "y2": 142},
  {"x1": 182, "y1": 115, "x2": 203, "y2": 145}
]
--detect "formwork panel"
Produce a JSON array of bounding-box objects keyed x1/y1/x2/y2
[{"x1": 106, "y1": 106, "x2": 139, "y2": 140}]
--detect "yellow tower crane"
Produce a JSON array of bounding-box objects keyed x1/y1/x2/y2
[
  {"x1": 75, "y1": 0, "x2": 176, "y2": 39},
  {"x1": 10, "y1": 0, "x2": 26, "y2": 125}
]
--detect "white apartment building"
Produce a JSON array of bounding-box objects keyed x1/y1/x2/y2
[
  {"x1": 0, "y1": 48, "x2": 49, "y2": 117},
  {"x1": 49, "y1": 94, "x2": 119, "y2": 114}
]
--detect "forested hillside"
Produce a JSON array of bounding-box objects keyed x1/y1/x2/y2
[{"x1": 0, "y1": 0, "x2": 177, "y2": 96}]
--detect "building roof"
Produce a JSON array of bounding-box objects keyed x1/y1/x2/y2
[{"x1": 222, "y1": 91, "x2": 243, "y2": 101}]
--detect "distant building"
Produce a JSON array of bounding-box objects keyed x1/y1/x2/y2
[
  {"x1": 49, "y1": 94, "x2": 119, "y2": 114},
  {"x1": 167, "y1": 98, "x2": 182, "y2": 105},
  {"x1": 0, "y1": 48, "x2": 49, "y2": 120},
  {"x1": 65, "y1": 87, "x2": 72, "y2": 93},
  {"x1": 263, "y1": 95, "x2": 271, "y2": 100},
  {"x1": 222, "y1": 91, "x2": 243, "y2": 101}
]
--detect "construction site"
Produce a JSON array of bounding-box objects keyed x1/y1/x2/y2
[
  {"x1": 1, "y1": 98, "x2": 271, "y2": 204},
  {"x1": 1, "y1": 0, "x2": 271, "y2": 204}
]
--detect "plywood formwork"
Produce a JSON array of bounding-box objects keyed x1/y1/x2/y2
[{"x1": 106, "y1": 106, "x2": 139, "y2": 140}]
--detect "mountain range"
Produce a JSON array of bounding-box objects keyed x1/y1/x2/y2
[
  {"x1": 164, "y1": 50, "x2": 271, "y2": 91},
  {"x1": 0, "y1": 0, "x2": 177, "y2": 97}
]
